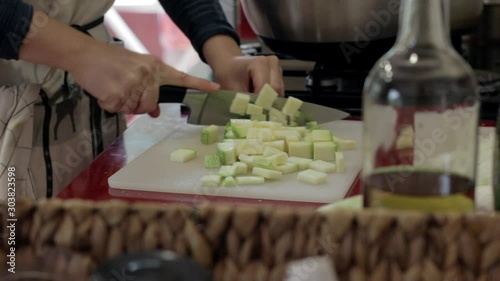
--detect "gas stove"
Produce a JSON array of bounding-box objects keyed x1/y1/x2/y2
[{"x1": 241, "y1": 38, "x2": 500, "y2": 121}]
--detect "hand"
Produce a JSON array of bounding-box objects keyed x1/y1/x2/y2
[
  {"x1": 18, "y1": 11, "x2": 220, "y2": 118},
  {"x1": 68, "y1": 41, "x2": 220, "y2": 118},
  {"x1": 203, "y1": 35, "x2": 284, "y2": 96},
  {"x1": 212, "y1": 55, "x2": 285, "y2": 96}
]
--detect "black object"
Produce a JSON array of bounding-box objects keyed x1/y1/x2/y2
[{"x1": 90, "y1": 251, "x2": 212, "y2": 281}]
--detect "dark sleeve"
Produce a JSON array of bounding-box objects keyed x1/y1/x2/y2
[
  {"x1": 158, "y1": 0, "x2": 241, "y2": 63},
  {"x1": 0, "y1": 0, "x2": 34, "y2": 60}
]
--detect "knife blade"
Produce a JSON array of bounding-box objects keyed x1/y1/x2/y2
[{"x1": 158, "y1": 85, "x2": 350, "y2": 126}]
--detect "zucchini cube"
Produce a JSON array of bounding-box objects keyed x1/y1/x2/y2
[
  {"x1": 230, "y1": 93, "x2": 251, "y2": 115},
  {"x1": 313, "y1": 142, "x2": 336, "y2": 161},
  {"x1": 288, "y1": 142, "x2": 313, "y2": 159},
  {"x1": 255, "y1": 84, "x2": 278, "y2": 110}
]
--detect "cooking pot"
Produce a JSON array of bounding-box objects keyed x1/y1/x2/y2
[{"x1": 241, "y1": 0, "x2": 483, "y2": 63}]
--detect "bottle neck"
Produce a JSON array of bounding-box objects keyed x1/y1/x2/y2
[{"x1": 395, "y1": 0, "x2": 451, "y2": 49}]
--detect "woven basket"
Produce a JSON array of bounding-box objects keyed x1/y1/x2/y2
[{"x1": 1, "y1": 198, "x2": 499, "y2": 281}]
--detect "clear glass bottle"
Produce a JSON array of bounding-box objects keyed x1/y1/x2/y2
[{"x1": 362, "y1": 0, "x2": 480, "y2": 212}]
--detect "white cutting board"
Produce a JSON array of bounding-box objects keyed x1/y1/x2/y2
[{"x1": 108, "y1": 120, "x2": 363, "y2": 204}]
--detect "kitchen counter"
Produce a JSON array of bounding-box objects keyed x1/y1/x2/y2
[{"x1": 57, "y1": 104, "x2": 497, "y2": 208}]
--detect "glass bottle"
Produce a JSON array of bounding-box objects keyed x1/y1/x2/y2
[{"x1": 362, "y1": 0, "x2": 480, "y2": 212}]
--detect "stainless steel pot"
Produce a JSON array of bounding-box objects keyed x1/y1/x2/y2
[{"x1": 241, "y1": 0, "x2": 483, "y2": 43}]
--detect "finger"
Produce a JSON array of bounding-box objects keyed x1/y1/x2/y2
[
  {"x1": 159, "y1": 64, "x2": 220, "y2": 93},
  {"x1": 148, "y1": 105, "x2": 161, "y2": 118},
  {"x1": 134, "y1": 85, "x2": 159, "y2": 116},
  {"x1": 268, "y1": 56, "x2": 285, "y2": 96},
  {"x1": 248, "y1": 58, "x2": 270, "y2": 94}
]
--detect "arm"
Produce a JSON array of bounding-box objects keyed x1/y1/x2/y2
[
  {"x1": 1, "y1": 3, "x2": 219, "y2": 117},
  {"x1": 158, "y1": 0, "x2": 284, "y2": 95}
]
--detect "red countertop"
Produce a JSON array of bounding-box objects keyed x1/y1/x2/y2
[{"x1": 57, "y1": 108, "x2": 496, "y2": 208}]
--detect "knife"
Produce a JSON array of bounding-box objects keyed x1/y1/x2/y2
[{"x1": 158, "y1": 85, "x2": 350, "y2": 126}]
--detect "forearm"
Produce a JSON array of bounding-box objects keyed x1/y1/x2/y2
[
  {"x1": 203, "y1": 35, "x2": 244, "y2": 68},
  {"x1": 18, "y1": 10, "x2": 100, "y2": 72}
]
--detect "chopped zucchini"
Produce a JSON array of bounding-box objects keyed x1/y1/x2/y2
[
  {"x1": 250, "y1": 114, "x2": 267, "y2": 122},
  {"x1": 230, "y1": 119, "x2": 255, "y2": 138},
  {"x1": 238, "y1": 154, "x2": 258, "y2": 167},
  {"x1": 313, "y1": 142, "x2": 336, "y2": 161},
  {"x1": 309, "y1": 160, "x2": 336, "y2": 173},
  {"x1": 201, "y1": 125, "x2": 219, "y2": 145},
  {"x1": 255, "y1": 84, "x2": 278, "y2": 110},
  {"x1": 218, "y1": 165, "x2": 237, "y2": 177},
  {"x1": 274, "y1": 163, "x2": 298, "y2": 174},
  {"x1": 256, "y1": 121, "x2": 282, "y2": 129},
  {"x1": 287, "y1": 157, "x2": 313, "y2": 170},
  {"x1": 200, "y1": 175, "x2": 222, "y2": 187},
  {"x1": 281, "y1": 96, "x2": 304, "y2": 116},
  {"x1": 269, "y1": 108, "x2": 288, "y2": 125},
  {"x1": 246, "y1": 128, "x2": 273, "y2": 141},
  {"x1": 273, "y1": 130, "x2": 301, "y2": 140},
  {"x1": 266, "y1": 152, "x2": 288, "y2": 166},
  {"x1": 263, "y1": 140, "x2": 286, "y2": 151},
  {"x1": 236, "y1": 176, "x2": 265, "y2": 185},
  {"x1": 230, "y1": 93, "x2": 251, "y2": 115},
  {"x1": 263, "y1": 146, "x2": 283, "y2": 157},
  {"x1": 224, "y1": 130, "x2": 235, "y2": 139},
  {"x1": 253, "y1": 158, "x2": 274, "y2": 169},
  {"x1": 170, "y1": 148, "x2": 196, "y2": 163},
  {"x1": 233, "y1": 162, "x2": 248, "y2": 175},
  {"x1": 335, "y1": 139, "x2": 357, "y2": 150},
  {"x1": 252, "y1": 167, "x2": 283, "y2": 180},
  {"x1": 204, "y1": 154, "x2": 221, "y2": 168},
  {"x1": 236, "y1": 139, "x2": 264, "y2": 155},
  {"x1": 335, "y1": 151, "x2": 345, "y2": 173},
  {"x1": 298, "y1": 169, "x2": 327, "y2": 185},
  {"x1": 246, "y1": 104, "x2": 264, "y2": 115},
  {"x1": 283, "y1": 126, "x2": 308, "y2": 137},
  {"x1": 311, "y1": 130, "x2": 333, "y2": 142},
  {"x1": 288, "y1": 142, "x2": 313, "y2": 159},
  {"x1": 221, "y1": 176, "x2": 237, "y2": 187},
  {"x1": 216, "y1": 143, "x2": 236, "y2": 165}
]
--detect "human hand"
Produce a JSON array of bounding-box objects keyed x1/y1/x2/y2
[
  {"x1": 211, "y1": 55, "x2": 285, "y2": 96},
  {"x1": 67, "y1": 41, "x2": 220, "y2": 118},
  {"x1": 203, "y1": 35, "x2": 284, "y2": 96}
]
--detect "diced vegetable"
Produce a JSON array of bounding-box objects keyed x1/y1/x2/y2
[
  {"x1": 230, "y1": 93, "x2": 251, "y2": 115},
  {"x1": 236, "y1": 139, "x2": 264, "y2": 155},
  {"x1": 252, "y1": 167, "x2": 283, "y2": 180},
  {"x1": 216, "y1": 143, "x2": 236, "y2": 165},
  {"x1": 263, "y1": 140, "x2": 286, "y2": 151},
  {"x1": 233, "y1": 162, "x2": 248, "y2": 175},
  {"x1": 281, "y1": 96, "x2": 304, "y2": 117},
  {"x1": 170, "y1": 148, "x2": 196, "y2": 163},
  {"x1": 335, "y1": 139, "x2": 357, "y2": 150},
  {"x1": 230, "y1": 119, "x2": 255, "y2": 138},
  {"x1": 246, "y1": 104, "x2": 263, "y2": 115},
  {"x1": 218, "y1": 165, "x2": 237, "y2": 177},
  {"x1": 313, "y1": 142, "x2": 336, "y2": 161},
  {"x1": 200, "y1": 175, "x2": 222, "y2": 187},
  {"x1": 250, "y1": 114, "x2": 267, "y2": 122},
  {"x1": 273, "y1": 130, "x2": 301, "y2": 140},
  {"x1": 287, "y1": 157, "x2": 313, "y2": 170},
  {"x1": 267, "y1": 152, "x2": 288, "y2": 166},
  {"x1": 224, "y1": 130, "x2": 235, "y2": 139},
  {"x1": 246, "y1": 128, "x2": 273, "y2": 141},
  {"x1": 288, "y1": 142, "x2": 313, "y2": 159},
  {"x1": 263, "y1": 146, "x2": 283, "y2": 157},
  {"x1": 274, "y1": 163, "x2": 298, "y2": 174},
  {"x1": 298, "y1": 169, "x2": 327, "y2": 185},
  {"x1": 269, "y1": 108, "x2": 288, "y2": 125},
  {"x1": 238, "y1": 154, "x2": 258, "y2": 167},
  {"x1": 255, "y1": 84, "x2": 278, "y2": 110},
  {"x1": 284, "y1": 126, "x2": 308, "y2": 137},
  {"x1": 311, "y1": 130, "x2": 333, "y2": 142},
  {"x1": 221, "y1": 176, "x2": 237, "y2": 187},
  {"x1": 309, "y1": 160, "x2": 336, "y2": 173},
  {"x1": 307, "y1": 121, "x2": 322, "y2": 130},
  {"x1": 254, "y1": 158, "x2": 274, "y2": 169},
  {"x1": 335, "y1": 152, "x2": 345, "y2": 173},
  {"x1": 256, "y1": 121, "x2": 282, "y2": 129},
  {"x1": 236, "y1": 176, "x2": 265, "y2": 185},
  {"x1": 201, "y1": 125, "x2": 219, "y2": 145},
  {"x1": 204, "y1": 154, "x2": 221, "y2": 168}
]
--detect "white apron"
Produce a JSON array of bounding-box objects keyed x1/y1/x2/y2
[{"x1": 0, "y1": 0, "x2": 126, "y2": 200}]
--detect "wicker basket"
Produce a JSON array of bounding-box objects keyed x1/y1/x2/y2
[{"x1": 1, "y1": 198, "x2": 499, "y2": 281}]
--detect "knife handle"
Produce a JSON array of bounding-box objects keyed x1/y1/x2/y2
[{"x1": 158, "y1": 85, "x2": 188, "y2": 103}]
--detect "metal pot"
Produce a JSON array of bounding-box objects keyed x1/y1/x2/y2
[{"x1": 241, "y1": 0, "x2": 483, "y2": 62}]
